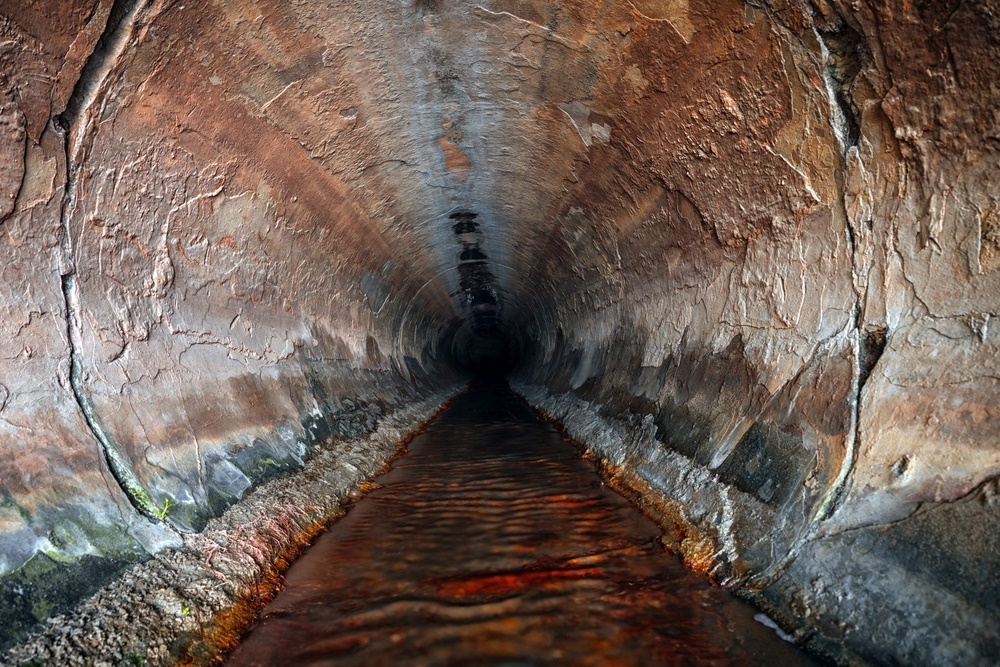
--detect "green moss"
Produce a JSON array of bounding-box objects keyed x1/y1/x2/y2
[
  {"x1": 152, "y1": 497, "x2": 175, "y2": 520},
  {"x1": 30, "y1": 600, "x2": 50, "y2": 621},
  {"x1": 204, "y1": 488, "x2": 236, "y2": 519},
  {"x1": 40, "y1": 546, "x2": 76, "y2": 565},
  {"x1": 36, "y1": 510, "x2": 149, "y2": 565},
  {"x1": 0, "y1": 552, "x2": 146, "y2": 653},
  {"x1": 232, "y1": 448, "x2": 302, "y2": 487},
  {"x1": 18, "y1": 553, "x2": 57, "y2": 579},
  {"x1": 126, "y1": 482, "x2": 156, "y2": 515}
]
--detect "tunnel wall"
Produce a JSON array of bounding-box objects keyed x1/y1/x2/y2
[
  {"x1": 0, "y1": 0, "x2": 998, "y2": 664},
  {"x1": 509, "y1": 1, "x2": 1000, "y2": 664},
  {"x1": 0, "y1": 0, "x2": 467, "y2": 649}
]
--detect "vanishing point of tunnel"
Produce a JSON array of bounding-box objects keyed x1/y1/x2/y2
[{"x1": 0, "y1": 0, "x2": 998, "y2": 665}]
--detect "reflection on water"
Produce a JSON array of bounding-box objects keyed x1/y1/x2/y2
[{"x1": 226, "y1": 381, "x2": 817, "y2": 666}]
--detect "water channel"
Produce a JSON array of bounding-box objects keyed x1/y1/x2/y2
[{"x1": 225, "y1": 380, "x2": 817, "y2": 666}]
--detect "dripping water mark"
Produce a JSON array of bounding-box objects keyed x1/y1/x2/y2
[
  {"x1": 849, "y1": 325, "x2": 887, "y2": 507},
  {"x1": 460, "y1": 247, "x2": 487, "y2": 261},
  {"x1": 450, "y1": 210, "x2": 479, "y2": 235},
  {"x1": 451, "y1": 211, "x2": 501, "y2": 327}
]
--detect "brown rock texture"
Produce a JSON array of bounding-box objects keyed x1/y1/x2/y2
[{"x1": 0, "y1": 0, "x2": 997, "y2": 664}]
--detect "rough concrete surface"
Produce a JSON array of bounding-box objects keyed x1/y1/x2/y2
[
  {"x1": 3, "y1": 388, "x2": 457, "y2": 666},
  {"x1": 516, "y1": 381, "x2": 1000, "y2": 666},
  {"x1": 0, "y1": 0, "x2": 997, "y2": 664}
]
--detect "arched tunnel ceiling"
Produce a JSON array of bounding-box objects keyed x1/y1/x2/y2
[{"x1": 0, "y1": 0, "x2": 999, "y2": 662}]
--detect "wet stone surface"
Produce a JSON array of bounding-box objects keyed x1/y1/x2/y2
[{"x1": 226, "y1": 381, "x2": 818, "y2": 666}]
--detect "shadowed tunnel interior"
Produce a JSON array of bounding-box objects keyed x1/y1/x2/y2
[{"x1": 0, "y1": 0, "x2": 998, "y2": 665}]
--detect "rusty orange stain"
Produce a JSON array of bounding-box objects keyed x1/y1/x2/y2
[{"x1": 530, "y1": 404, "x2": 733, "y2": 579}]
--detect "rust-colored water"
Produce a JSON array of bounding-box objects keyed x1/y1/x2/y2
[{"x1": 226, "y1": 382, "x2": 817, "y2": 666}]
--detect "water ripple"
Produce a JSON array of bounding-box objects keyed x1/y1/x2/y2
[{"x1": 226, "y1": 383, "x2": 817, "y2": 666}]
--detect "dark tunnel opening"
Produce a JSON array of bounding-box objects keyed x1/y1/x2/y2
[
  {"x1": 444, "y1": 209, "x2": 531, "y2": 378},
  {"x1": 445, "y1": 319, "x2": 525, "y2": 378}
]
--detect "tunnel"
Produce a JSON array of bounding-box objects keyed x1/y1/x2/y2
[{"x1": 0, "y1": 0, "x2": 998, "y2": 664}]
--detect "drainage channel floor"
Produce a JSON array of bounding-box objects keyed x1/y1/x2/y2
[{"x1": 225, "y1": 381, "x2": 817, "y2": 666}]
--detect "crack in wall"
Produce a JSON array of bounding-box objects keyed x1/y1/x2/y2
[
  {"x1": 55, "y1": 0, "x2": 162, "y2": 521},
  {"x1": 59, "y1": 270, "x2": 158, "y2": 519},
  {"x1": 801, "y1": 5, "x2": 874, "y2": 529},
  {"x1": 58, "y1": 0, "x2": 149, "y2": 162},
  {"x1": 809, "y1": 207, "x2": 861, "y2": 527},
  {"x1": 810, "y1": 5, "x2": 867, "y2": 151}
]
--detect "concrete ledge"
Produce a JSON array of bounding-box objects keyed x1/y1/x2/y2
[
  {"x1": 513, "y1": 381, "x2": 1000, "y2": 667},
  {"x1": 4, "y1": 386, "x2": 461, "y2": 667}
]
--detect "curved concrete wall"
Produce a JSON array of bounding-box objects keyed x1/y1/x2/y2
[{"x1": 0, "y1": 0, "x2": 997, "y2": 663}]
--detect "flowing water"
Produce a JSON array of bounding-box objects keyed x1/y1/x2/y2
[{"x1": 226, "y1": 381, "x2": 817, "y2": 666}]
